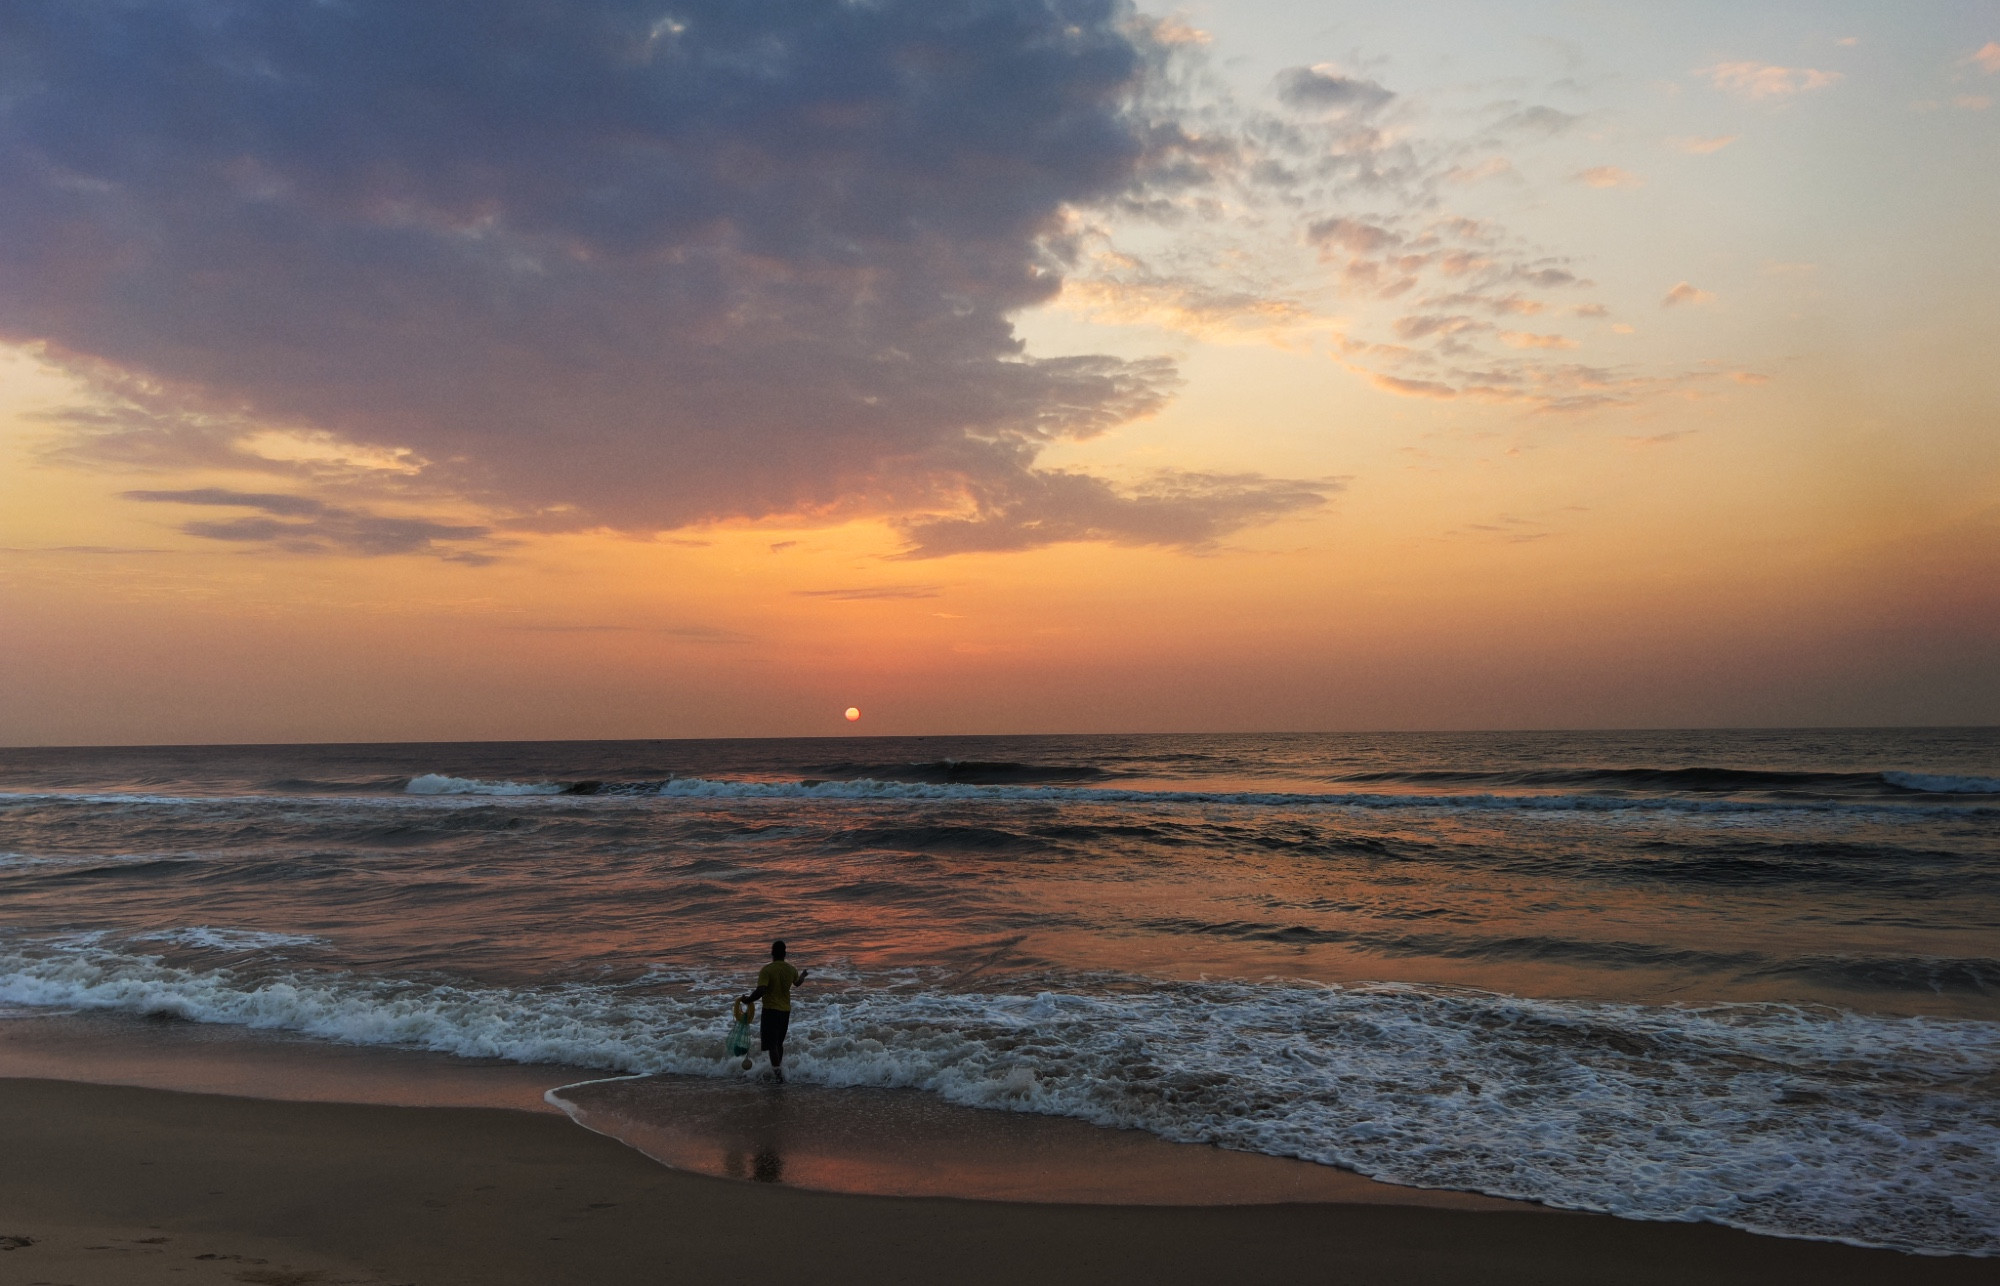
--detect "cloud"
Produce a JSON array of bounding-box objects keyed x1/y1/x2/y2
[
  {"x1": 1445, "y1": 514, "x2": 1557, "y2": 544},
  {"x1": 1393, "y1": 314, "x2": 1488, "y2": 342},
  {"x1": 1444, "y1": 156, "x2": 1515, "y2": 185},
  {"x1": 1574, "y1": 166, "x2": 1643, "y2": 189},
  {"x1": 1668, "y1": 134, "x2": 1738, "y2": 154},
  {"x1": 1056, "y1": 269, "x2": 1319, "y2": 344},
  {"x1": 1661, "y1": 282, "x2": 1714, "y2": 308},
  {"x1": 1490, "y1": 106, "x2": 1584, "y2": 136},
  {"x1": 796, "y1": 585, "x2": 946, "y2": 600},
  {"x1": 1149, "y1": 17, "x2": 1211, "y2": 46},
  {"x1": 501, "y1": 622, "x2": 752, "y2": 643},
  {"x1": 895, "y1": 469, "x2": 1334, "y2": 557},
  {"x1": 0, "y1": 544, "x2": 172, "y2": 556},
  {"x1": 0, "y1": 0, "x2": 1326, "y2": 558},
  {"x1": 1956, "y1": 95, "x2": 1994, "y2": 111},
  {"x1": 1498, "y1": 332, "x2": 1579, "y2": 350},
  {"x1": 121, "y1": 488, "x2": 493, "y2": 560},
  {"x1": 1306, "y1": 218, "x2": 1401, "y2": 257},
  {"x1": 1348, "y1": 341, "x2": 1708, "y2": 413},
  {"x1": 1971, "y1": 43, "x2": 2000, "y2": 73},
  {"x1": 1703, "y1": 62, "x2": 1842, "y2": 99},
  {"x1": 1274, "y1": 66, "x2": 1395, "y2": 115},
  {"x1": 1624, "y1": 430, "x2": 1696, "y2": 449}
]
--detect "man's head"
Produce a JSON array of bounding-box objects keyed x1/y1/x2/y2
[{"x1": 772, "y1": 940, "x2": 786, "y2": 960}]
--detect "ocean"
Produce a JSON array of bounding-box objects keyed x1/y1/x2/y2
[{"x1": 1, "y1": 729, "x2": 1995, "y2": 1254}]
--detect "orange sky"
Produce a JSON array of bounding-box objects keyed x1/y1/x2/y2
[{"x1": 1, "y1": 2, "x2": 1994, "y2": 744}]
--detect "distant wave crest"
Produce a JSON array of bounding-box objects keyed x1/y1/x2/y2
[
  {"x1": 405, "y1": 773, "x2": 564, "y2": 796},
  {"x1": 388, "y1": 773, "x2": 1991, "y2": 817},
  {"x1": 1882, "y1": 771, "x2": 2000, "y2": 795}
]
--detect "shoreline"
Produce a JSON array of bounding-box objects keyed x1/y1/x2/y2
[
  {"x1": 0, "y1": 1009, "x2": 1530, "y2": 1210},
  {"x1": 3, "y1": 1076, "x2": 1994, "y2": 1286}
]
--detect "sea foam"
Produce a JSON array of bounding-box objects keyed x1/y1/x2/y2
[
  {"x1": 389, "y1": 773, "x2": 1996, "y2": 818},
  {"x1": 0, "y1": 935, "x2": 1994, "y2": 1256},
  {"x1": 405, "y1": 773, "x2": 565, "y2": 796}
]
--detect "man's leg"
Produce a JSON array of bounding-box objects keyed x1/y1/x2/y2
[{"x1": 760, "y1": 1010, "x2": 790, "y2": 1079}]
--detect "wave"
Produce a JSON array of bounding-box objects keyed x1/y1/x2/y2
[
  {"x1": 1136, "y1": 921, "x2": 1999, "y2": 993},
  {"x1": 1330, "y1": 766, "x2": 2000, "y2": 797},
  {"x1": 0, "y1": 936, "x2": 1995, "y2": 1255},
  {"x1": 1882, "y1": 771, "x2": 2000, "y2": 795},
  {"x1": 810, "y1": 759, "x2": 1117, "y2": 785},
  {"x1": 404, "y1": 774, "x2": 565, "y2": 796},
  {"x1": 382, "y1": 771, "x2": 2000, "y2": 815},
  {"x1": 11, "y1": 774, "x2": 1987, "y2": 819},
  {"x1": 131, "y1": 926, "x2": 326, "y2": 953},
  {"x1": 620, "y1": 776, "x2": 2000, "y2": 817},
  {"x1": 1752, "y1": 954, "x2": 2000, "y2": 997}
]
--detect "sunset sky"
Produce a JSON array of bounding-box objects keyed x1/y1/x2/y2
[{"x1": 2, "y1": 0, "x2": 1995, "y2": 744}]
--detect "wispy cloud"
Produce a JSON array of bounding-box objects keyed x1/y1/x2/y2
[
  {"x1": 1624, "y1": 430, "x2": 1697, "y2": 449},
  {"x1": 0, "y1": 544, "x2": 172, "y2": 556},
  {"x1": 1444, "y1": 514, "x2": 1561, "y2": 543},
  {"x1": 1662, "y1": 282, "x2": 1715, "y2": 308},
  {"x1": 502, "y1": 622, "x2": 751, "y2": 643},
  {"x1": 1273, "y1": 65, "x2": 1395, "y2": 115},
  {"x1": 1498, "y1": 331, "x2": 1580, "y2": 350},
  {"x1": 1704, "y1": 62, "x2": 1840, "y2": 100},
  {"x1": 1490, "y1": 105, "x2": 1585, "y2": 136},
  {"x1": 121, "y1": 489, "x2": 495, "y2": 562},
  {"x1": 1056, "y1": 262, "x2": 1320, "y2": 346},
  {"x1": 1703, "y1": 62, "x2": 1842, "y2": 99},
  {"x1": 1969, "y1": 42, "x2": 2000, "y2": 74},
  {"x1": 895, "y1": 471, "x2": 1336, "y2": 558},
  {"x1": 1666, "y1": 135, "x2": 1738, "y2": 154},
  {"x1": 795, "y1": 585, "x2": 946, "y2": 601},
  {"x1": 1574, "y1": 166, "x2": 1644, "y2": 189},
  {"x1": 1445, "y1": 156, "x2": 1515, "y2": 185}
]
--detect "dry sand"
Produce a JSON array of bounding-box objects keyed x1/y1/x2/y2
[{"x1": 1, "y1": 1077, "x2": 1993, "y2": 1286}]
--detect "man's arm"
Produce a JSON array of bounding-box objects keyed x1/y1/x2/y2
[{"x1": 739, "y1": 984, "x2": 767, "y2": 1004}]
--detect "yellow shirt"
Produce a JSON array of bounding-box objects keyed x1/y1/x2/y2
[{"x1": 757, "y1": 960, "x2": 801, "y2": 1012}]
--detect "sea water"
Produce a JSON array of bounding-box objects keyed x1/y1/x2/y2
[{"x1": 0, "y1": 730, "x2": 1994, "y2": 1253}]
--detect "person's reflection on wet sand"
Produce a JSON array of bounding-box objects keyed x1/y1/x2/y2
[{"x1": 718, "y1": 1083, "x2": 792, "y2": 1183}]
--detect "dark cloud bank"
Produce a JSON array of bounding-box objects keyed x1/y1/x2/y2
[{"x1": 0, "y1": 0, "x2": 1331, "y2": 557}]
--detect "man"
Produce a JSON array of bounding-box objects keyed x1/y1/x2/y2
[{"x1": 738, "y1": 939, "x2": 807, "y2": 1082}]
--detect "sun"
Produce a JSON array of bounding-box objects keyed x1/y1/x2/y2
[{"x1": 844, "y1": 707, "x2": 861, "y2": 722}]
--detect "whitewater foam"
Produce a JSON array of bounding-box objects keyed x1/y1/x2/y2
[
  {"x1": 0, "y1": 936, "x2": 1993, "y2": 1255},
  {"x1": 405, "y1": 773, "x2": 565, "y2": 796},
  {"x1": 7, "y1": 774, "x2": 1989, "y2": 819},
  {"x1": 132, "y1": 926, "x2": 327, "y2": 953},
  {"x1": 396, "y1": 773, "x2": 1996, "y2": 818}
]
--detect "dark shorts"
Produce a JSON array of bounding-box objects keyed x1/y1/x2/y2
[{"x1": 759, "y1": 1007, "x2": 791, "y2": 1049}]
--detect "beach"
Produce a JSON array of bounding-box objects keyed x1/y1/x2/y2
[
  {"x1": 6, "y1": 1076, "x2": 1997, "y2": 1286},
  {"x1": 2, "y1": 731, "x2": 1996, "y2": 1267},
  {"x1": 6, "y1": 0, "x2": 1995, "y2": 1272}
]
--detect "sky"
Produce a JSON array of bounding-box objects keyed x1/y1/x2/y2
[{"x1": 1, "y1": 0, "x2": 1995, "y2": 745}]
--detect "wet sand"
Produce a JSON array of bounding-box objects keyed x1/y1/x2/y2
[
  {"x1": 0, "y1": 1009, "x2": 1526, "y2": 1208},
  {"x1": 4, "y1": 1077, "x2": 1995, "y2": 1286}
]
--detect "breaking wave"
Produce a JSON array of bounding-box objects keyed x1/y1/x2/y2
[
  {"x1": 0, "y1": 935, "x2": 1994, "y2": 1256},
  {"x1": 404, "y1": 774, "x2": 566, "y2": 796},
  {"x1": 385, "y1": 772, "x2": 1999, "y2": 817}
]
